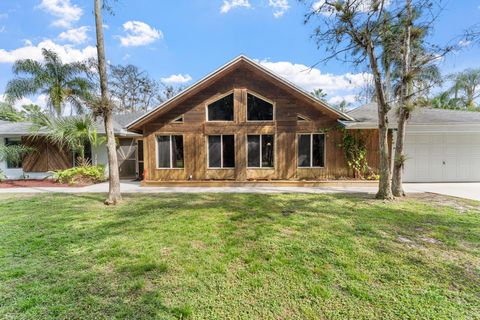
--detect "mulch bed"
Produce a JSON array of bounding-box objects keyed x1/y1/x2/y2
[{"x1": 0, "y1": 180, "x2": 87, "y2": 188}]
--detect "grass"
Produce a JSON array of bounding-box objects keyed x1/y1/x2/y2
[{"x1": 0, "y1": 193, "x2": 479, "y2": 319}]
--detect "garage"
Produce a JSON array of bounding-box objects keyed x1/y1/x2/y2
[
  {"x1": 345, "y1": 103, "x2": 480, "y2": 183},
  {"x1": 403, "y1": 132, "x2": 480, "y2": 182}
]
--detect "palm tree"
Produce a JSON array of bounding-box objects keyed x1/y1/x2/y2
[
  {"x1": 5, "y1": 49, "x2": 93, "y2": 116},
  {"x1": 450, "y1": 68, "x2": 480, "y2": 110},
  {"x1": 30, "y1": 114, "x2": 103, "y2": 165}
]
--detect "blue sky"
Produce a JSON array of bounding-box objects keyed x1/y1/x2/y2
[{"x1": 0, "y1": 0, "x2": 479, "y2": 108}]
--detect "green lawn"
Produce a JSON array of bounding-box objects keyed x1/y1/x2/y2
[{"x1": 0, "y1": 193, "x2": 479, "y2": 319}]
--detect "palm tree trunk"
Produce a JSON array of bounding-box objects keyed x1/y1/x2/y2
[{"x1": 94, "y1": 0, "x2": 121, "y2": 205}]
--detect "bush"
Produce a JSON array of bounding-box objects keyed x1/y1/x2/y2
[
  {"x1": 53, "y1": 165, "x2": 106, "y2": 185},
  {"x1": 0, "y1": 169, "x2": 6, "y2": 182}
]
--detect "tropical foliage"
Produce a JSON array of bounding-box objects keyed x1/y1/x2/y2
[
  {"x1": 0, "y1": 103, "x2": 47, "y2": 122},
  {"x1": 430, "y1": 68, "x2": 480, "y2": 111},
  {"x1": 5, "y1": 49, "x2": 93, "y2": 116},
  {"x1": 0, "y1": 144, "x2": 35, "y2": 168},
  {"x1": 53, "y1": 164, "x2": 106, "y2": 185}
]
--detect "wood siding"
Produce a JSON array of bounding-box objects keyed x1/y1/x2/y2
[
  {"x1": 22, "y1": 137, "x2": 73, "y2": 172},
  {"x1": 141, "y1": 66, "x2": 383, "y2": 182}
]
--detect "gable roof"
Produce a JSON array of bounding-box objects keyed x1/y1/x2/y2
[
  {"x1": 340, "y1": 102, "x2": 480, "y2": 129},
  {"x1": 127, "y1": 55, "x2": 354, "y2": 130}
]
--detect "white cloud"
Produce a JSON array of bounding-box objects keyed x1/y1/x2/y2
[
  {"x1": 1, "y1": 93, "x2": 48, "y2": 110},
  {"x1": 0, "y1": 13, "x2": 8, "y2": 19},
  {"x1": 312, "y1": 0, "x2": 389, "y2": 15},
  {"x1": 257, "y1": 59, "x2": 371, "y2": 105},
  {"x1": 58, "y1": 26, "x2": 89, "y2": 44},
  {"x1": 328, "y1": 94, "x2": 357, "y2": 105},
  {"x1": 160, "y1": 74, "x2": 193, "y2": 84},
  {"x1": 0, "y1": 26, "x2": 5, "y2": 33},
  {"x1": 0, "y1": 39, "x2": 96, "y2": 64},
  {"x1": 38, "y1": 0, "x2": 83, "y2": 28},
  {"x1": 118, "y1": 21, "x2": 163, "y2": 47},
  {"x1": 258, "y1": 59, "x2": 371, "y2": 93},
  {"x1": 269, "y1": 0, "x2": 289, "y2": 18},
  {"x1": 458, "y1": 39, "x2": 472, "y2": 47},
  {"x1": 220, "y1": 0, "x2": 251, "y2": 13}
]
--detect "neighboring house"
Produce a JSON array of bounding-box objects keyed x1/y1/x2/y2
[
  {"x1": 0, "y1": 113, "x2": 143, "y2": 180},
  {"x1": 342, "y1": 103, "x2": 480, "y2": 182}
]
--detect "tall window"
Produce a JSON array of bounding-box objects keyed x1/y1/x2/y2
[
  {"x1": 298, "y1": 134, "x2": 325, "y2": 168},
  {"x1": 207, "y1": 93, "x2": 234, "y2": 121},
  {"x1": 157, "y1": 135, "x2": 184, "y2": 168},
  {"x1": 247, "y1": 135, "x2": 274, "y2": 168},
  {"x1": 247, "y1": 93, "x2": 273, "y2": 121},
  {"x1": 5, "y1": 138, "x2": 22, "y2": 169},
  {"x1": 208, "y1": 135, "x2": 235, "y2": 168}
]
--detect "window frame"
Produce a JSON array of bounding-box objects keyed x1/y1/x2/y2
[
  {"x1": 206, "y1": 134, "x2": 235, "y2": 169},
  {"x1": 246, "y1": 91, "x2": 275, "y2": 122},
  {"x1": 246, "y1": 134, "x2": 275, "y2": 169},
  {"x1": 4, "y1": 138, "x2": 23, "y2": 169},
  {"x1": 296, "y1": 133, "x2": 326, "y2": 168},
  {"x1": 155, "y1": 134, "x2": 185, "y2": 170},
  {"x1": 205, "y1": 91, "x2": 235, "y2": 122}
]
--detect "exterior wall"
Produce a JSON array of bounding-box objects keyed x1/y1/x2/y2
[
  {"x1": 0, "y1": 136, "x2": 112, "y2": 180},
  {"x1": 141, "y1": 67, "x2": 382, "y2": 182}
]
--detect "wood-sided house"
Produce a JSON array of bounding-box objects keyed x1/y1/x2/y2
[{"x1": 127, "y1": 55, "x2": 383, "y2": 184}]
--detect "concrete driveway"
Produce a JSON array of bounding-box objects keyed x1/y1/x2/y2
[
  {"x1": 403, "y1": 183, "x2": 480, "y2": 201},
  {"x1": 0, "y1": 181, "x2": 478, "y2": 201}
]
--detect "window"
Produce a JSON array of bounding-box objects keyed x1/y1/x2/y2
[
  {"x1": 5, "y1": 138, "x2": 22, "y2": 169},
  {"x1": 172, "y1": 115, "x2": 184, "y2": 123},
  {"x1": 208, "y1": 135, "x2": 235, "y2": 168},
  {"x1": 247, "y1": 135, "x2": 274, "y2": 168},
  {"x1": 298, "y1": 134, "x2": 325, "y2": 168},
  {"x1": 247, "y1": 93, "x2": 273, "y2": 121},
  {"x1": 207, "y1": 93, "x2": 234, "y2": 121},
  {"x1": 156, "y1": 135, "x2": 184, "y2": 168}
]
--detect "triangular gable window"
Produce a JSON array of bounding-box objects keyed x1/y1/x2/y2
[
  {"x1": 172, "y1": 115, "x2": 184, "y2": 123},
  {"x1": 297, "y1": 115, "x2": 309, "y2": 121}
]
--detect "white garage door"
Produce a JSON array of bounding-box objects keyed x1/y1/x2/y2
[{"x1": 404, "y1": 132, "x2": 480, "y2": 182}]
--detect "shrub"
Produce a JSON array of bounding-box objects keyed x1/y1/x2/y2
[
  {"x1": 53, "y1": 165, "x2": 106, "y2": 185},
  {"x1": 0, "y1": 169, "x2": 6, "y2": 181}
]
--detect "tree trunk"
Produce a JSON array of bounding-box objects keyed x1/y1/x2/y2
[
  {"x1": 94, "y1": 0, "x2": 121, "y2": 205},
  {"x1": 366, "y1": 41, "x2": 394, "y2": 200},
  {"x1": 392, "y1": 0, "x2": 412, "y2": 197}
]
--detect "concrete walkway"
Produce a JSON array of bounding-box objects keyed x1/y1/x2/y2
[{"x1": 0, "y1": 181, "x2": 478, "y2": 201}]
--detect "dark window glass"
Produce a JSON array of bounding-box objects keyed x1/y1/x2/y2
[
  {"x1": 247, "y1": 93, "x2": 273, "y2": 121},
  {"x1": 207, "y1": 94, "x2": 234, "y2": 121},
  {"x1": 312, "y1": 134, "x2": 325, "y2": 167},
  {"x1": 247, "y1": 135, "x2": 274, "y2": 167},
  {"x1": 262, "y1": 135, "x2": 274, "y2": 167},
  {"x1": 298, "y1": 135, "x2": 311, "y2": 167},
  {"x1": 222, "y1": 135, "x2": 235, "y2": 168},
  {"x1": 247, "y1": 135, "x2": 260, "y2": 167},
  {"x1": 157, "y1": 136, "x2": 171, "y2": 168},
  {"x1": 208, "y1": 136, "x2": 222, "y2": 168},
  {"x1": 138, "y1": 140, "x2": 144, "y2": 162},
  {"x1": 172, "y1": 135, "x2": 184, "y2": 168},
  {"x1": 5, "y1": 138, "x2": 22, "y2": 169}
]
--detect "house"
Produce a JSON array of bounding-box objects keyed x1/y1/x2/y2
[
  {"x1": 3, "y1": 55, "x2": 479, "y2": 184},
  {"x1": 0, "y1": 112, "x2": 143, "y2": 180},
  {"x1": 126, "y1": 55, "x2": 384, "y2": 184},
  {"x1": 127, "y1": 55, "x2": 480, "y2": 184}
]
